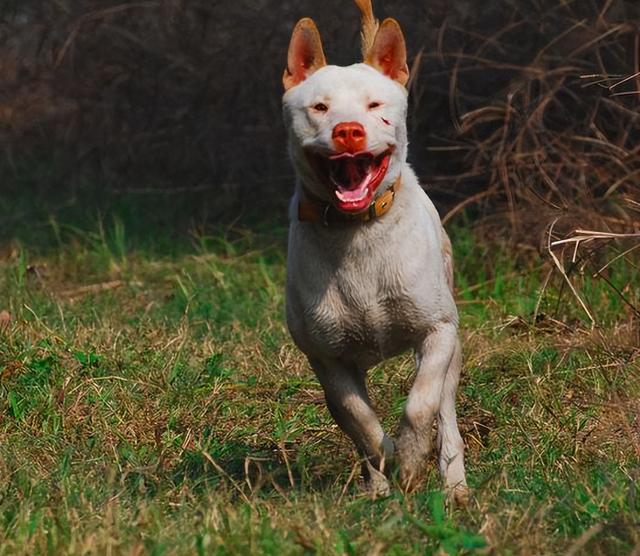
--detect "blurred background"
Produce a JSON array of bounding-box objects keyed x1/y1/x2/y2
[{"x1": 0, "y1": 0, "x2": 638, "y2": 247}]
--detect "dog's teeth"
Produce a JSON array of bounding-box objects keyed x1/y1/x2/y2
[{"x1": 336, "y1": 187, "x2": 368, "y2": 202}]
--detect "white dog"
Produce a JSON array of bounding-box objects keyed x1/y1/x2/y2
[{"x1": 282, "y1": 0, "x2": 468, "y2": 503}]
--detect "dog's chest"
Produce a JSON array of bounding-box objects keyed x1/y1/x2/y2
[
  {"x1": 313, "y1": 276, "x2": 426, "y2": 359},
  {"x1": 288, "y1": 247, "x2": 440, "y2": 365}
]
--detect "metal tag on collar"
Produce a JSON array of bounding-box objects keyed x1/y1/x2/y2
[{"x1": 379, "y1": 194, "x2": 391, "y2": 213}]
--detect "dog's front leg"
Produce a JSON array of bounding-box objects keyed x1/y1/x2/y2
[
  {"x1": 396, "y1": 323, "x2": 458, "y2": 491},
  {"x1": 310, "y1": 356, "x2": 394, "y2": 498},
  {"x1": 436, "y1": 338, "x2": 469, "y2": 504}
]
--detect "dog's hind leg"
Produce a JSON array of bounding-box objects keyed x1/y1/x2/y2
[
  {"x1": 396, "y1": 322, "x2": 457, "y2": 491},
  {"x1": 436, "y1": 338, "x2": 469, "y2": 505},
  {"x1": 310, "y1": 357, "x2": 394, "y2": 497}
]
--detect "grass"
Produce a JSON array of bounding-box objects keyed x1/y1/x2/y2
[{"x1": 0, "y1": 214, "x2": 638, "y2": 555}]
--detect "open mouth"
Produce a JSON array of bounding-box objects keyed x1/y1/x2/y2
[{"x1": 308, "y1": 149, "x2": 392, "y2": 213}]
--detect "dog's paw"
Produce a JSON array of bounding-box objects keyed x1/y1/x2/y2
[
  {"x1": 447, "y1": 483, "x2": 471, "y2": 508},
  {"x1": 395, "y1": 428, "x2": 431, "y2": 492},
  {"x1": 364, "y1": 467, "x2": 392, "y2": 499},
  {"x1": 398, "y1": 468, "x2": 423, "y2": 493}
]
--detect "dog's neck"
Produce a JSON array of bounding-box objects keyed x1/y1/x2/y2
[{"x1": 296, "y1": 175, "x2": 402, "y2": 225}]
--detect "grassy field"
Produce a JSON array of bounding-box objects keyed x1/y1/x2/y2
[{"x1": 0, "y1": 213, "x2": 639, "y2": 555}]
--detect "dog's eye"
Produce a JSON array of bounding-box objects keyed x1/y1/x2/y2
[
  {"x1": 368, "y1": 101, "x2": 382, "y2": 110},
  {"x1": 312, "y1": 103, "x2": 329, "y2": 112}
]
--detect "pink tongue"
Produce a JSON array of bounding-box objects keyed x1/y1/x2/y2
[
  {"x1": 337, "y1": 160, "x2": 369, "y2": 201},
  {"x1": 338, "y1": 186, "x2": 366, "y2": 201}
]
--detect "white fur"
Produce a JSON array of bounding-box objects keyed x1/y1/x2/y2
[{"x1": 284, "y1": 61, "x2": 468, "y2": 501}]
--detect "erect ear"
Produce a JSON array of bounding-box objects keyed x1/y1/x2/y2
[
  {"x1": 365, "y1": 18, "x2": 409, "y2": 86},
  {"x1": 283, "y1": 18, "x2": 327, "y2": 91}
]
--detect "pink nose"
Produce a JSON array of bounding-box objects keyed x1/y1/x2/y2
[{"x1": 332, "y1": 122, "x2": 366, "y2": 153}]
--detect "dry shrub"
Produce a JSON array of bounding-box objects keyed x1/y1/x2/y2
[
  {"x1": 416, "y1": 0, "x2": 640, "y2": 241},
  {"x1": 0, "y1": 0, "x2": 638, "y2": 231}
]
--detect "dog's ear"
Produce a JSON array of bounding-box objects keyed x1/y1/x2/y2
[
  {"x1": 283, "y1": 18, "x2": 327, "y2": 91},
  {"x1": 365, "y1": 18, "x2": 409, "y2": 86}
]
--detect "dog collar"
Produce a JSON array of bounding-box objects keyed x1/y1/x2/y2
[{"x1": 298, "y1": 176, "x2": 402, "y2": 224}]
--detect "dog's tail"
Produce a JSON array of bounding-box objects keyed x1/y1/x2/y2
[{"x1": 354, "y1": 0, "x2": 379, "y2": 59}]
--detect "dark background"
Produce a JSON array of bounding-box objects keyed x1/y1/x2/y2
[{"x1": 1, "y1": 0, "x2": 638, "y2": 244}]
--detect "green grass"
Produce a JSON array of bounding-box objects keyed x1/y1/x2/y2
[{"x1": 0, "y1": 214, "x2": 638, "y2": 555}]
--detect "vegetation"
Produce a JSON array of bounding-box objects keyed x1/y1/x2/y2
[
  {"x1": 1, "y1": 1, "x2": 638, "y2": 229},
  {"x1": 1, "y1": 0, "x2": 638, "y2": 553},
  {"x1": 0, "y1": 215, "x2": 638, "y2": 555}
]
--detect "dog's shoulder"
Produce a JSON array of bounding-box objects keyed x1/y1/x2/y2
[{"x1": 399, "y1": 172, "x2": 455, "y2": 292}]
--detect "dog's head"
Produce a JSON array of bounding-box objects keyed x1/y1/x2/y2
[{"x1": 282, "y1": 2, "x2": 409, "y2": 214}]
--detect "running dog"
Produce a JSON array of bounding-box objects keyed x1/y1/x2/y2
[{"x1": 282, "y1": 0, "x2": 468, "y2": 503}]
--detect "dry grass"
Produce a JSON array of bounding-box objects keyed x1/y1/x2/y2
[
  {"x1": 0, "y1": 0, "x2": 638, "y2": 235},
  {"x1": 0, "y1": 223, "x2": 638, "y2": 554}
]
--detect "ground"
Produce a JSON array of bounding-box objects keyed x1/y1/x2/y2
[{"x1": 0, "y1": 215, "x2": 638, "y2": 555}]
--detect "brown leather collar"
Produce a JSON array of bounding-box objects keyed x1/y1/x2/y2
[{"x1": 298, "y1": 176, "x2": 402, "y2": 224}]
